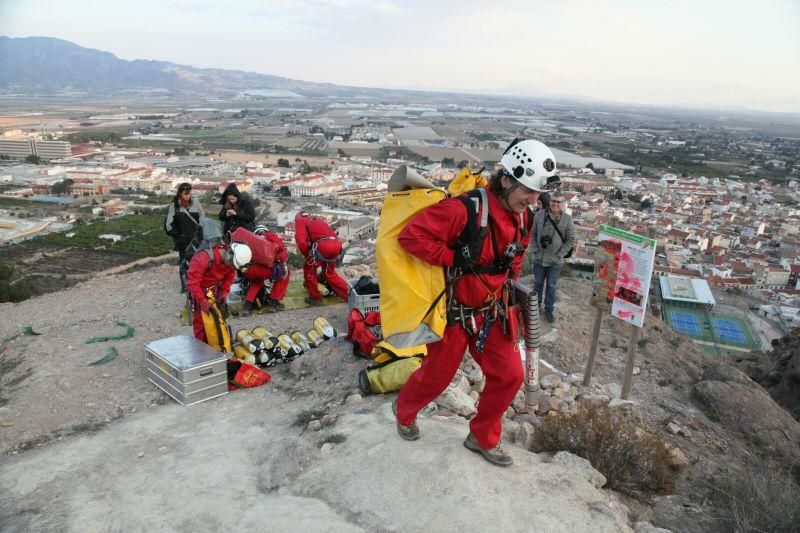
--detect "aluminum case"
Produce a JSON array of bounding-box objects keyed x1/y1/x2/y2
[{"x1": 145, "y1": 335, "x2": 228, "y2": 406}]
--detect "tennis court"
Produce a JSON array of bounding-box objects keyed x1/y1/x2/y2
[
  {"x1": 670, "y1": 310, "x2": 702, "y2": 336},
  {"x1": 663, "y1": 304, "x2": 758, "y2": 351},
  {"x1": 712, "y1": 317, "x2": 754, "y2": 346}
]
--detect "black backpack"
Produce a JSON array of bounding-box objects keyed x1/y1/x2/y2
[{"x1": 180, "y1": 218, "x2": 225, "y2": 284}]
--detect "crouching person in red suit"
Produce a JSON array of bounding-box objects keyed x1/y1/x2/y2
[
  {"x1": 393, "y1": 138, "x2": 561, "y2": 467},
  {"x1": 240, "y1": 225, "x2": 290, "y2": 316},
  {"x1": 294, "y1": 212, "x2": 349, "y2": 306},
  {"x1": 186, "y1": 242, "x2": 252, "y2": 343}
]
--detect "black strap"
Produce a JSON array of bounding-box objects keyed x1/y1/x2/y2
[{"x1": 546, "y1": 212, "x2": 566, "y2": 244}]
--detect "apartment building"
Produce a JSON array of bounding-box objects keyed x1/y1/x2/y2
[{"x1": 0, "y1": 138, "x2": 71, "y2": 160}]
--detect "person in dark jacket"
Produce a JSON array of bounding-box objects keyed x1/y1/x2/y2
[
  {"x1": 218, "y1": 183, "x2": 256, "y2": 235},
  {"x1": 164, "y1": 182, "x2": 205, "y2": 292}
]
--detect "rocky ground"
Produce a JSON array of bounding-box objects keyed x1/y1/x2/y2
[{"x1": 1, "y1": 265, "x2": 798, "y2": 532}]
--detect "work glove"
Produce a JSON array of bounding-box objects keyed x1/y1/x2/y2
[{"x1": 271, "y1": 262, "x2": 288, "y2": 280}]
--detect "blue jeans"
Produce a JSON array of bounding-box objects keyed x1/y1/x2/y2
[{"x1": 533, "y1": 263, "x2": 563, "y2": 312}]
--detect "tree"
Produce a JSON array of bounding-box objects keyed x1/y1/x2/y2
[
  {"x1": 639, "y1": 198, "x2": 653, "y2": 210},
  {"x1": 585, "y1": 162, "x2": 595, "y2": 171},
  {"x1": 457, "y1": 160, "x2": 469, "y2": 169},
  {"x1": 25, "y1": 155, "x2": 42, "y2": 164},
  {"x1": 277, "y1": 158, "x2": 290, "y2": 168},
  {"x1": 51, "y1": 178, "x2": 74, "y2": 195},
  {"x1": 441, "y1": 157, "x2": 455, "y2": 167},
  {"x1": 278, "y1": 186, "x2": 291, "y2": 197}
]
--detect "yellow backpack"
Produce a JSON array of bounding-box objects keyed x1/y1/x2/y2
[
  {"x1": 376, "y1": 166, "x2": 487, "y2": 350},
  {"x1": 359, "y1": 167, "x2": 487, "y2": 395}
]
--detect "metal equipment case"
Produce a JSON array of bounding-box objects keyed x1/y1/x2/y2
[{"x1": 145, "y1": 335, "x2": 228, "y2": 406}]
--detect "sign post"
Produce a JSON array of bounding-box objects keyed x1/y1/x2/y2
[{"x1": 584, "y1": 225, "x2": 656, "y2": 394}]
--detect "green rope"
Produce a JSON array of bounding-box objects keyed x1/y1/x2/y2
[
  {"x1": 89, "y1": 347, "x2": 119, "y2": 366},
  {"x1": 85, "y1": 322, "x2": 135, "y2": 344}
]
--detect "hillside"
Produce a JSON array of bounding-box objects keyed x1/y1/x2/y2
[
  {"x1": 0, "y1": 36, "x2": 317, "y2": 94},
  {"x1": 1, "y1": 264, "x2": 799, "y2": 532}
]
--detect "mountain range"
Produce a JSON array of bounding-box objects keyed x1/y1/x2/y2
[{"x1": 0, "y1": 36, "x2": 338, "y2": 95}]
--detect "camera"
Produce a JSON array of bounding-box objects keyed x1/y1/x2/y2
[{"x1": 540, "y1": 235, "x2": 553, "y2": 249}]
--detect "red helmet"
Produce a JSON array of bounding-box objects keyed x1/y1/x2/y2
[{"x1": 314, "y1": 238, "x2": 342, "y2": 262}]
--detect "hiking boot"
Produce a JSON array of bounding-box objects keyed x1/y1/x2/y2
[
  {"x1": 544, "y1": 309, "x2": 555, "y2": 323},
  {"x1": 305, "y1": 296, "x2": 324, "y2": 307},
  {"x1": 392, "y1": 398, "x2": 420, "y2": 441},
  {"x1": 265, "y1": 298, "x2": 285, "y2": 312},
  {"x1": 463, "y1": 432, "x2": 513, "y2": 466}
]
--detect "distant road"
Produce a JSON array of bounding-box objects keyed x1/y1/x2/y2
[{"x1": 96, "y1": 252, "x2": 176, "y2": 277}]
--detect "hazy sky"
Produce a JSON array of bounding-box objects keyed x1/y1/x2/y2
[{"x1": 2, "y1": 0, "x2": 799, "y2": 112}]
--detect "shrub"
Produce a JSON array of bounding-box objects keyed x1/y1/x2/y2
[
  {"x1": 668, "y1": 337, "x2": 683, "y2": 348},
  {"x1": 291, "y1": 408, "x2": 326, "y2": 428},
  {"x1": 531, "y1": 406, "x2": 676, "y2": 501},
  {"x1": 710, "y1": 460, "x2": 800, "y2": 533},
  {"x1": 0, "y1": 263, "x2": 41, "y2": 303},
  {"x1": 317, "y1": 433, "x2": 347, "y2": 448}
]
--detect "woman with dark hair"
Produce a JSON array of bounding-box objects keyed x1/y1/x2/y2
[
  {"x1": 219, "y1": 183, "x2": 256, "y2": 235},
  {"x1": 535, "y1": 191, "x2": 551, "y2": 212},
  {"x1": 164, "y1": 182, "x2": 205, "y2": 291}
]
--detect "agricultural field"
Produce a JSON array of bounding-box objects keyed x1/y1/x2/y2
[
  {"x1": 30, "y1": 212, "x2": 173, "y2": 257},
  {"x1": 2, "y1": 212, "x2": 174, "y2": 296}
]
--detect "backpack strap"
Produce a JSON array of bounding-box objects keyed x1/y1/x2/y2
[
  {"x1": 454, "y1": 188, "x2": 489, "y2": 270},
  {"x1": 421, "y1": 189, "x2": 490, "y2": 321},
  {"x1": 204, "y1": 247, "x2": 215, "y2": 273}
]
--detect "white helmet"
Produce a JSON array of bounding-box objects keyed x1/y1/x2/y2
[
  {"x1": 254, "y1": 225, "x2": 268, "y2": 236},
  {"x1": 229, "y1": 243, "x2": 252, "y2": 269},
  {"x1": 500, "y1": 138, "x2": 560, "y2": 192}
]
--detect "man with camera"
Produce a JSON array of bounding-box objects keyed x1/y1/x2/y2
[{"x1": 530, "y1": 192, "x2": 575, "y2": 323}]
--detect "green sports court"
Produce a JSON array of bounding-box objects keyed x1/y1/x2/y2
[{"x1": 663, "y1": 305, "x2": 758, "y2": 352}]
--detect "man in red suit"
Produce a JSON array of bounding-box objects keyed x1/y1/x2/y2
[
  {"x1": 393, "y1": 139, "x2": 561, "y2": 467},
  {"x1": 239, "y1": 225, "x2": 290, "y2": 315},
  {"x1": 186, "y1": 242, "x2": 252, "y2": 343},
  {"x1": 294, "y1": 212, "x2": 349, "y2": 306}
]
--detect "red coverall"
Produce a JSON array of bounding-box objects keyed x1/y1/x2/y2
[
  {"x1": 186, "y1": 245, "x2": 236, "y2": 342},
  {"x1": 243, "y1": 233, "x2": 290, "y2": 304},
  {"x1": 394, "y1": 189, "x2": 531, "y2": 450},
  {"x1": 294, "y1": 214, "x2": 349, "y2": 300}
]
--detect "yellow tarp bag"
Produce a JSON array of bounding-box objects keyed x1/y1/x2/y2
[
  {"x1": 376, "y1": 185, "x2": 448, "y2": 349},
  {"x1": 364, "y1": 355, "x2": 424, "y2": 394},
  {"x1": 202, "y1": 297, "x2": 232, "y2": 353},
  {"x1": 358, "y1": 341, "x2": 425, "y2": 395},
  {"x1": 447, "y1": 166, "x2": 487, "y2": 197},
  {"x1": 377, "y1": 166, "x2": 487, "y2": 350}
]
